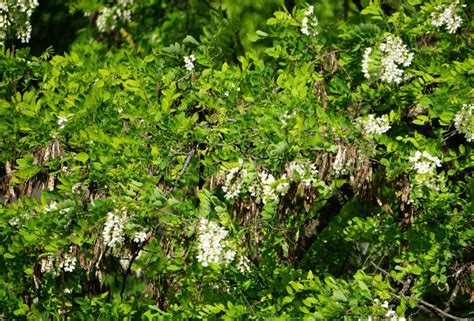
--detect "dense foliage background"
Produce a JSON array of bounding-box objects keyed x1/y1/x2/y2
[{"x1": 0, "y1": 0, "x2": 473, "y2": 319}]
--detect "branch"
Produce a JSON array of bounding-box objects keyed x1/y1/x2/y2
[
  {"x1": 370, "y1": 261, "x2": 469, "y2": 321},
  {"x1": 294, "y1": 183, "x2": 354, "y2": 263},
  {"x1": 164, "y1": 148, "x2": 196, "y2": 197}
]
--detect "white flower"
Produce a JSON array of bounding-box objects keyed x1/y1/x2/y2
[
  {"x1": 453, "y1": 103, "x2": 474, "y2": 142},
  {"x1": 71, "y1": 183, "x2": 82, "y2": 195},
  {"x1": 431, "y1": 1, "x2": 462, "y2": 33},
  {"x1": 40, "y1": 256, "x2": 56, "y2": 274},
  {"x1": 409, "y1": 151, "x2": 442, "y2": 175},
  {"x1": 362, "y1": 47, "x2": 372, "y2": 79},
  {"x1": 301, "y1": 5, "x2": 318, "y2": 36},
  {"x1": 196, "y1": 218, "x2": 235, "y2": 267},
  {"x1": 102, "y1": 208, "x2": 127, "y2": 249},
  {"x1": 358, "y1": 114, "x2": 391, "y2": 135},
  {"x1": 184, "y1": 55, "x2": 196, "y2": 71},
  {"x1": 57, "y1": 116, "x2": 68, "y2": 129},
  {"x1": 133, "y1": 231, "x2": 147, "y2": 243},
  {"x1": 44, "y1": 202, "x2": 58, "y2": 212},
  {"x1": 118, "y1": 0, "x2": 134, "y2": 6},
  {"x1": 385, "y1": 309, "x2": 396, "y2": 317},
  {"x1": 237, "y1": 256, "x2": 251, "y2": 273},
  {"x1": 96, "y1": 6, "x2": 116, "y2": 33},
  {"x1": 381, "y1": 300, "x2": 389, "y2": 309},
  {"x1": 222, "y1": 165, "x2": 246, "y2": 200},
  {"x1": 59, "y1": 254, "x2": 76, "y2": 272},
  {"x1": 379, "y1": 35, "x2": 413, "y2": 84}
]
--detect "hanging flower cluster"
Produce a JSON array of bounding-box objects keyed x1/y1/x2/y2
[
  {"x1": 300, "y1": 5, "x2": 318, "y2": 36},
  {"x1": 453, "y1": 103, "x2": 473, "y2": 142},
  {"x1": 183, "y1": 55, "x2": 196, "y2": 71},
  {"x1": 408, "y1": 151, "x2": 443, "y2": 200},
  {"x1": 59, "y1": 253, "x2": 77, "y2": 272},
  {"x1": 196, "y1": 218, "x2": 236, "y2": 268},
  {"x1": 236, "y1": 256, "x2": 251, "y2": 273},
  {"x1": 362, "y1": 35, "x2": 413, "y2": 84},
  {"x1": 222, "y1": 161, "x2": 247, "y2": 200},
  {"x1": 133, "y1": 231, "x2": 147, "y2": 243},
  {"x1": 287, "y1": 161, "x2": 319, "y2": 187},
  {"x1": 357, "y1": 114, "x2": 391, "y2": 135},
  {"x1": 222, "y1": 160, "x2": 320, "y2": 205},
  {"x1": 409, "y1": 151, "x2": 442, "y2": 175},
  {"x1": 0, "y1": 0, "x2": 39, "y2": 45},
  {"x1": 95, "y1": 0, "x2": 133, "y2": 33},
  {"x1": 102, "y1": 208, "x2": 127, "y2": 249},
  {"x1": 362, "y1": 48, "x2": 373, "y2": 79},
  {"x1": 431, "y1": 0, "x2": 463, "y2": 34}
]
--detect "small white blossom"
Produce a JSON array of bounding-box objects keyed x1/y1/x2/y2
[
  {"x1": 71, "y1": 183, "x2": 83, "y2": 195},
  {"x1": 453, "y1": 103, "x2": 474, "y2": 142},
  {"x1": 431, "y1": 1, "x2": 462, "y2": 34},
  {"x1": 237, "y1": 256, "x2": 251, "y2": 273},
  {"x1": 358, "y1": 114, "x2": 391, "y2": 135},
  {"x1": 222, "y1": 165, "x2": 247, "y2": 200},
  {"x1": 103, "y1": 208, "x2": 127, "y2": 249},
  {"x1": 57, "y1": 116, "x2": 68, "y2": 129},
  {"x1": 59, "y1": 254, "x2": 76, "y2": 272},
  {"x1": 133, "y1": 231, "x2": 147, "y2": 243},
  {"x1": 409, "y1": 151, "x2": 442, "y2": 175},
  {"x1": 44, "y1": 202, "x2": 58, "y2": 212},
  {"x1": 362, "y1": 47, "x2": 372, "y2": 79},
  {"x1": 183, "y1": 55, "x2": 196, "y2": 71},
  {"x1": 96, "y1": 7, "x2": 116, "y2": 33},
  {"x1": 301, "y1": 5, "x2": 318, "y2": 36}
]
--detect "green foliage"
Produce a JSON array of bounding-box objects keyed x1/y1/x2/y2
[{"x1": 0, "y1": 0, "x2": 473, "y2": 319}]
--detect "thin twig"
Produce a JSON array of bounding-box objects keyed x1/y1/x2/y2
[{"x1": 164, "y1": 148, "x2": 196, "y2": 197}]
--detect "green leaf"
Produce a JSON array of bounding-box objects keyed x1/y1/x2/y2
[
  {"x1": 331, "y1": 290, "x2": 347, "y2": 302},
  {"x1": 76, "y1": 152, "x2": 89, "y2": 163}
]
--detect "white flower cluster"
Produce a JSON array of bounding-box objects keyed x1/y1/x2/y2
[
  {"x1": 183, "y1": 55, "x2": 196, "y2": 71},
  {"x1": 358, "y1": 114, "x2": 391, "y2": 135},
  {"x1": 362, "y1": 47, "x2": 373, "y2": 79},
  {"x1": 409, "y1": 151, "x2": 442, "y2": 175},
  {"x1": 431, "y1": 0, "x2": 463, "y2": 34},
  {"x1": 247, "y1": 170, "x2": 291, "y2": 204},
  {"x1": 236, "y1": 255, "x2": 251, "y2": 273},
  {"x1": 454, "y1": 103, "x2": 473, "y2": 142},
  {"x1": 406, "y1": 150, "x2": 444, "y2": 201},
  {"x1": 0, "y1": 0, "x2": 39, "y2": 45},
  {"x1": 57, "y1": 115, "x2": 68, "y2": 129},
  {"x1": 96, "y1": 0, "x2": 132, "y2": 33},
  {"x1": 103, "y1": 208, "x2": 127, "y2": 249},
  {"x1": 133, "y1": 231, "x2": 147, "y2": 243},
  {"x1": 363, "y1": 36, "x2": 413, "y2": 84},
  {"x1": 379, "y1": 35, "x2": 414, "y2": 84},
  {"x1": 196, "y1": 218, "x2": 236, "y2": 267},
  {"x1": 223, "y1": 160, "x2": 320, "y2": 204},
  {"x1": 287, "y1": 161, "x2": 319, "y2": 187},
  {"x1": 59, "y1": 253, "x2": 77, "y2": 272},
  {"x1": 222, "y1": 160, "x2": 247, "y2": 200},
  {"x1": 301, "y1": 5, "x2": 318, "y2": 36},
  {"x1": 44, "y1": 202, "x2": 58, "y2": 212}
]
